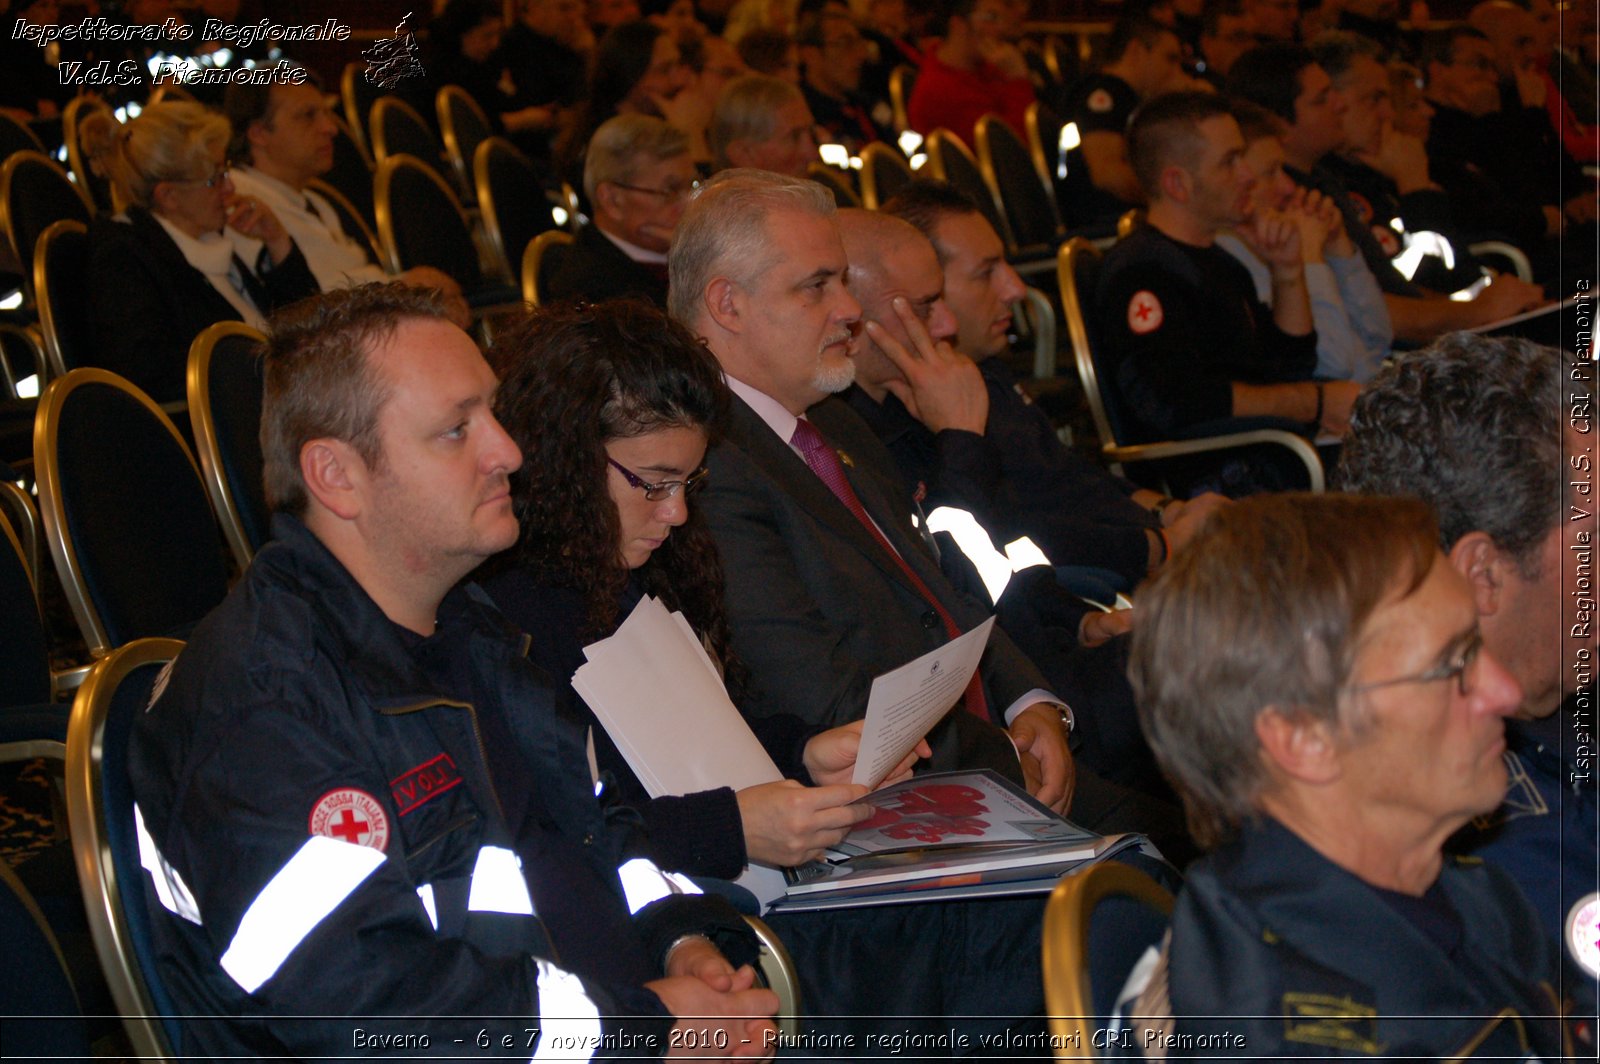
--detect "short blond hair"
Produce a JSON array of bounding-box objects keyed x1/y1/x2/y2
[{"x1": 81, "y1": 100, "x2": 230, "y2": 212}]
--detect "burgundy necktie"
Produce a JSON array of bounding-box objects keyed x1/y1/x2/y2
[{"x1": 790, "y1": 417, "x2": 990, "y2": 722}]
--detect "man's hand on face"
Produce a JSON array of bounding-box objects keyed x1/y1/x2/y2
[{"x1": 863, "y1": 296, "x2": 989, "y2": 435}]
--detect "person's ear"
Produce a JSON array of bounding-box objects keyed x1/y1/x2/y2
[
  {"x1": 1160, "y1": 163, "x2": 1191, "y2": 204},
  {"x1": 300, "y1": 438, "x2": 366, "y2": 521},
  {"x1": 702, "y1": 275, "x2": 742, "y2": 334},
  {"x1": 1255, "y1": 705, "x2": 1342, "y2": 786},
  {"x1": 1448, "y1": 531, "x2": 1503, "y2": 618}
]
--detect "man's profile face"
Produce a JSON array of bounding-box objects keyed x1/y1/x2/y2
[
  {"x1": 1290, "y1": 63, "x2": 1349, "y2": 163},
  {"x1": 1200, "y1": 14, "x2": 1255, "y2": 77},
  {"x1": 361, "y1": 319, "x2": 523, "y2": 581},
  {"x1": 1240, "y1": 134, "x2": 1296, "y2": 216},
  {"x1": 1428, "y1": 37, "x2": 1501, "y2": 116},
  {"x1": 732, "y1": 209, "x2": 860, "y2": 412},
  {"x1": 1333, "y1": 555, "x2": 1523, "y2": 839},
  {"x1": 736, "y1": 98, "x2": 820, "y2": 178},
  {"x1": 599, "y1": 151, "x2": 697, "y2": 253},
  {"x1": 848, "y1": 235, "x2": 958, "y2": 391},
  {"x1": 1131, "y1": 31, "x2": 1187, "y2": 98},
  {"x1": 806, "y1": 14, "x2": 868, "y2": 97},
  {"x1": 252, "y1": 84, "x2": 337, "y2": 184},
  {"x1": 930, "y1": 211, "x2": 1024, "y2": 361},
  {"x1": 1335, "y1": 54, "x2": 1393, "y2": 158},
  {"x1": 1185, "y1": 114, "x2": 1255, "y2": 231}
]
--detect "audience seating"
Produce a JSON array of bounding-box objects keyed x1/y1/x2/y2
[
  {"x1": 744, "y1": 914, "x2": 802, "y2": 1039},
  {"x1": 34, "y1": 218, "x2": 89, "y2": 380},
  {"x1": 1, "y1": 151, "x2": 94, "y2": 306},
  {"x1": 66, "y1": 636, "x2": 186, "y2": 1061},
  {"x1": 375, "y1": 155, "x2": 518, "y2": 309},
  {"x1": 858, "y1": 142, "x2": 914, "y2": 210},
  {"x1": 807, "y1": 162, "x2": 862, "y2": 208},
  {"x1": 1025, "y1": 101, "x2": 1067, "y2": 195},
  {"x1": 303, "y1": 177, "x2": 383, "y2": 265},
  {"x1": 340, "y1": 60, "x2": 385, "y2": 163},
  {"x1": 1057, "y1": 237, "x2": 1325, "y2": 491},
  {"x1": 1043, "y1": 861, "x2": 1174, "y2": 1059},
  {"x1": 62, "y1": 96, "x2": 115, "y2": 213},
  {"x1": 521, "y1": 229, "x2": 576, "y2": 306},
  {"x1": 370, "y1": 97, "x2": 454, "y2": 194},
  {"x1": 186, "y1": 322, "x2": 269, "y2": 571},
  {"x1": 0, "y1": 859, "x2": 92, "y2": 1063},
  {"x1": 0, "y1": 488, "x2": 52, "y2": 710},
  {"x1": 0, "y1": 322, "x2": 48, "y2": 399},
  {"x1": 34, "y1": 369, "x2": 231, "y2": 657},
  {"x1": 927, "y1": 130, "x2": 1054, "y2": 277},
  {"x1": 888, "y1": 64, "x2": 916, "y2": 134},
  {"x1": 1, "y1": 112, "x2": 46, "y2": 158},
  {"x1": 475, "y1": 137, "x2": 562, "y2": 283},
  {"x1": 976, "y1": 114, "x2": 1063, "y2": 259},
  {"x1": 324, "y1": 116, "x2": 378, "y2": 235},
  {"x1": 438, "y1": 85, "x2": 492, "y2": 205}
]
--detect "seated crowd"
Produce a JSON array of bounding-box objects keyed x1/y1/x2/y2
[{"x1": 2, "y1": 0, "x2": 1594, "y2": 1059}]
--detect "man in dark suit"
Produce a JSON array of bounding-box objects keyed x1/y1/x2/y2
[
  {"x1": 668, "y1": 168, "x2": 1170, "y2": 824},
  {"x1": 543, "y1": 114, "x2": 694, "y2": 307}
]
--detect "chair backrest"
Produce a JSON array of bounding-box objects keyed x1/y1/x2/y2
[
  {"x1": 0, "y1": 858, "x2": 92, "y2": 1061},
  {"x1": 438, "y1": 85, "x2": 492, "y2": 203},
  {"x1": 976, "y1": 114, "x2": 1061, "y2": 256},
  {"x1": 186, "y1": 322, "x2": 269, "y2": 571},
  {"x1": 888, "y1": 64, "x2": 916, "y2": 133},
  {"x1": 1025, "y1": 100, "x2": 1066, "y2": 192},
  {"x1": 34, "y1": 218, "x2": 89, "y2": 380},
  {"x1": 34, "y1": 369, "x2": 230, "y2": 656},
  {"x1": 0, "y1": 112, "x2": 46, "y2": 158},
  {"x1": 375, "y1": 154, "x2": 485, "y2": 286},
  {"x1": 858, "y1": 141, "x2": 914, "y2": 210},
  {"x1": 476, "y1": 136, "x2": 559, "y2": 283},
  {"x1": 340, "y1": 61, "x2": 384, "y2": 163},
  {"x1": 325, "y1": 115, "x2": 378, "y2": 234},
  {"x1": 925, "y1": 130, "x2": 1011, "y2": 248},
  {"x1": 370, "y1": 97, "x2": 451, "y2": 187},
  {"x1": 806, "y1": 163, "x2": 861, "y2": 208},
  {"x1": 1117, "y1": 208, "x2": 1145, "y2": 239},
  {"x1": 0, "y1": 321, "x2": 48, "y2": 399},
  {"x1": 304, "y1": 177, "x2": 383, "y2": 264},
  {"x1": 63, "y1": 96, "x2": 115, "y2": 213},
  {"x1": 521, "y1": 229, "x2": 576, "y2": 305},
  {"x1": 1042, "y1": 861, "x2": 1174, "y2": 1059},
  {"x1": 0, "y1": 491, "x2": 51, "y2": 709},
  {"x1": 1056, "y1": 237, "x2": 1128, "y2": 450},
  {"x1": 1, "y1": 151, "x2": 93, "y2": 303},
  {"x1": 66, "y1": 636, "x2": 186, "y2": 1061},
  {"x1": 1044, "y1": 35, "x2": 1082, "y2": 88},
  {"x1": 743, "y1": 915, "x2": 801, "y2": 1038}
]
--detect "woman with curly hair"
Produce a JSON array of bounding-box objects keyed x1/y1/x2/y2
[{"x1": 484, "y1": 298, "x2": 923, "y2": 879}]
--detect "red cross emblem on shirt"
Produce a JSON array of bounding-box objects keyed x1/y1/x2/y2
[
  {"x1": 309, "y1": 788, "x2": 391, "y2": 851},
  {"x1": 1127, "y1": 290, "x2": 1164, "y2": 334}
]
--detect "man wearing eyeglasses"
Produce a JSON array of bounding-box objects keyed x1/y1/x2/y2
[
  {"x1": 1127, "y1": 492, "x2": 1572, "y2": 1058},
  {"x1": 1338, "y1": 333, "x2": 1598, "y2": 1027},
  {"x1": 545, "y1": 114, "x2": 696, "y2": 308},
  {"x1": 796, "y1": 5, "x2": 892, "y2": 155}
]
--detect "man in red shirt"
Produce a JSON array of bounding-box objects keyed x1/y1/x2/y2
[{"x1": 907, "y1": 0, "x2": 1035, "y2": 141}]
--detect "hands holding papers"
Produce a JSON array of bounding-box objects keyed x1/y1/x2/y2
[{"x1": 572, "y1": 597, "x2": 931, "y2": 869}]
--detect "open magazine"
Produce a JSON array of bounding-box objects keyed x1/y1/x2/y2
[{"x1": 572, "y1": 595, "x2": 1149, "y2": 912}]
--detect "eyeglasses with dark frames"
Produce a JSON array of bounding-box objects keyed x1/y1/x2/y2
[
  {"x1": 177, "y1": 160, "x2": 231, "y2": 188},
  {"x1": 1348, "y1": 629, "x2": 1483, "y2": 698},
  {"x1": 607, "y1": 457, "x2": 708, "y2": 501}
]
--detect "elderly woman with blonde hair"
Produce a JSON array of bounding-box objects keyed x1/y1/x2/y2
[{"x1": 82, "y1": 99, "x2": 318, "y2": 403}]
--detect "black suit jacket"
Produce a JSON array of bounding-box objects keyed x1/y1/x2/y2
[
  {"x1": 86, "y1": 207, "x2": 319, "y2": 404},
  {"x1": 699, "y1": 392, "x2": 1046, "y2": 784},
  {"x1": 543, "y1": 225, "x2": 669, "y2": 308}
]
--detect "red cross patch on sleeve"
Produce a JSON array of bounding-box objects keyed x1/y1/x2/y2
[
  {"x1": 1127, "y1": 290, "x2": 1164, "y2": 334},
  {"x1": 309, "y1": 788, "x2": 391, "y2": 852},
  {"x1": 1087, "y1": 88, "x2": 1114, "y2": 113}
]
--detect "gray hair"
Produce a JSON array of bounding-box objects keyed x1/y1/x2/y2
[
  {"x1": 1131, "y1": 493, "x2": 1438, "y2": 849},
  {"x1": 709, "y1": 74, "x2": 805, "y2": 171},
  {"x1": 1336, "y1": 333, "x2": 1573, "y2": 576},
  {"x1": 582, "y1": 113, "x2": 691, "y2": 203},
  {"x1": 667, "y1": 168, "x2": 835, "y2": 327}
]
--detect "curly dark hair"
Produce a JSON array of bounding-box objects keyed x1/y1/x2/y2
[
  {"x1": 1335, "y1": 333, "x2": 1570, "y2": 576},
  {"x1": 490, "y1": 299, "x2": 737, "y2": 664}
]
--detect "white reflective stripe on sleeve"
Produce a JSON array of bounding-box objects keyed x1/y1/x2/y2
[
  {"x1": 1003, "y1": 536, "x2": 1051, "y2": 572},
  {"x1": 220, "y1": 835, "x2": 385, "y2": 994},
  {"x1": 134, "y1": 803, "x2": 202, "y2": 925},
  {"x1": 616, "y1": 857, "x2": 702, "y2": 914},
  {"x1": 925, "y1": 506, "x2": 1014, "y2": 603},
  {"x1": 467, "y1": 845, "x2": 535, "y2": 916},
  {"x1": 531, "y1": 958, "x2": 603, "y2": 1062},
  {"x1": 416, "y1": 883, "x2": 438, "y2": 930}
]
